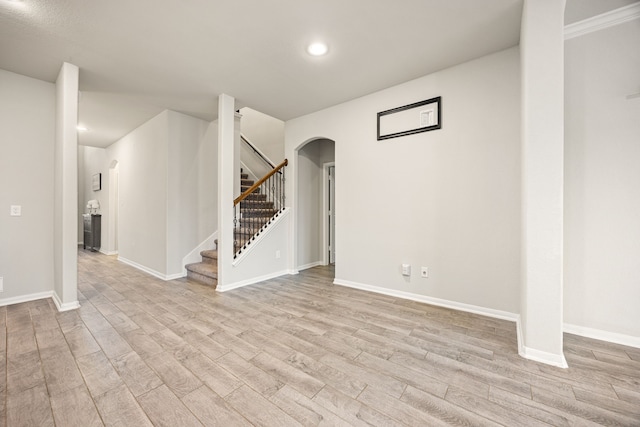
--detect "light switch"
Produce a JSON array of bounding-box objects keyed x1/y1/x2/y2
[
  {"x1": 10, "y1": 205, "x2": 21, "y2": 216},
  {"x1": 402, "y1": 263, "x2": 411, "y2": 276}
]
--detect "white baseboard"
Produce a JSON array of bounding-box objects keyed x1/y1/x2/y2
[
  {"x1": 217, "y1": 269, "x2": 290, "y2": 292},
  {"x1": 519, "y1": 344, "x2": 568, "y2": 368},
  {"x1": 564, "y1": 323, "x2": 640, "y2": 349},
  {"x1": 333, "y1": 278, "x2": 519, "y2": 322},
  {"x1": 99, "y1": 249, "x2": 118, "y2": 256},
  {"x1": 52, "y1": 292, "x2": 81, "y2": 312},
  {"x1": 118, "y1": 257, "x2": 185, "y2": 281},
  {"x1": 297, "y1": 261, "x2": 323, "y2": 271},
  {"x1": 516, "y1": 318, "x2": 568, "y2": 368},
  {"x1": 0, "y1": 291, "x2": 54, "y2": 307}
]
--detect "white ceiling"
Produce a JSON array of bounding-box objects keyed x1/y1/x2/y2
[{"x1": 0, "y1": 0, "x2": 619, "y2": 148}]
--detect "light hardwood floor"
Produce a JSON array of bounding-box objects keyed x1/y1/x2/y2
[{"x1": 2, "y1": 249, "x2": 639, "y2": 426}]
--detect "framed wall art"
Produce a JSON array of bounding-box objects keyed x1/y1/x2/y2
[
  {"x1": 377, "y1": 96, "x2": 441, "y2": 140},
  {"x1": 92, "y1": 173, "x2": 102, "y2": 191}
]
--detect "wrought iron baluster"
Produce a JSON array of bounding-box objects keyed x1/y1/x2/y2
[{"x1": 232, "y1": 159, "x2": 287, "y2": 258}]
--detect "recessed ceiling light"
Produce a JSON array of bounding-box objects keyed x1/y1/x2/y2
[
  {"x1": 307, "y1": 42, "x2": 329, "y2": 57},
  {"x1": 77, "y1": 126, "x2": 88, "y2": 132}
]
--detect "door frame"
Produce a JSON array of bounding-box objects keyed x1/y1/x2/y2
[{"x1": 322, "y1": 162, "x2": 335, "y2": 265}]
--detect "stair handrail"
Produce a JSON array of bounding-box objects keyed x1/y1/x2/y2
[
  {"x1": 234, "y1": 158, "x2": 288, "y2": 206},
  {"x1": 241, "y1": 134, "x2": 277, "y2": 171}
]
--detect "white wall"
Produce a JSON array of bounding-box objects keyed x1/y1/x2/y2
[
  {"x1": 239, "y1": 107, "x2": 285, "y2": 180},
  {"x1": 79, "y1": 110, "x2": 218, "y2": 278},
  {"x1": 220, "y1": 210, "x2": 291, "y2": 291},
  {"x1": 519, "y1": 0, "x2": 566, "y2": 366},
  {"x1": 53, "y1": 62, "x2": 80, "y2": 310},
  {"x1": 297, "y1": 139, "x2": 335, "y2": 269},
  {"x1": 240, "y1": 107, "x2": 285, "y2": 162},
  {"x1": 0, "y1": 69, "x2": 56, "y2": 302},
  {"x1": 80, "y1": 146, "x2": 109, "y2": 244},
  {"x1": 286, "y1": 47, "x2": 521, "y2": 314},
  {"x1": 108, "y1": 111, "x2": 170, "y2": 274},
  {"x1": 77, "y1": 145, "x2": 86, "y2": 241},
  {"x1": 167, "y1": 111, "x2": 218, "y2": 276},
  {"x1": 564, "y1": 20, "x2": 640, "y2": 340}
]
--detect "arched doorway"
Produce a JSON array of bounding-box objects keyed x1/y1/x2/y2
[{"x1": 295, "y1": 138, "x2": 335, "y2": 272}]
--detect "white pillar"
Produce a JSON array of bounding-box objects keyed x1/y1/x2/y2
[
  {"x1": 217, "y1": 94, "x2": 235, "y2": 287},
  {"x1": 53, "y1": 62, "x2": 80, "y2": 311},
  {"x1": 519, "y1": 0, "x2": 567, "y2": 367}
]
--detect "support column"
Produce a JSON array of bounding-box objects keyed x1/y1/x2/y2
[
  {"x1": 217, "y1": 94, "x2": 235, "y2": 287},
  {"x1": 519, "y1": 0, "x2": 567, "y2": 367},
  {"x1": 53, "y1": 62, "x2": 80, "y2": 311}
]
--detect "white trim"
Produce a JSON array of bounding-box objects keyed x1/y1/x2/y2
[
  {"x1": 565, "y1": 2, "x2": 640, "y2": 40},
  {"x1": 232, "y1": 208, "x2": 290, "y2": 266},
  {"x1": 0, "y1": 291, "x2": 54, "y2": 307},
  {"x1": 52, "y1": 292, "x2": 81, "y2": 312},
  {"x1": 182, "y1": 231, "x2": 218, "y2": 275},
  {"x1": 99, "y1": 249, "x2": 118, "y2": 256},
  {"x1": 297, "y1": 261, "x2": 323, "y2": 271},
  {"x1": 564, "y1": 323, "x2": 640, "y2": 349},
  {"x1": 333, "y1": 278, "x2": 519, "y2": 322},
  {"x1": 118, "y1": 257, "x2": 185, "y2": 281},
  {"x1": 519, "y1": 344, "x2": 569, "y2": 368},
  {"x1": 517, "y1": 318, "x2": 568, "y2": 368},
  {"x1": 216, "y1": 269, "x2": 290, "y2": 292}
]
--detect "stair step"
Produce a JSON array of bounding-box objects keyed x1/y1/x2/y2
[
  {"x1": 200, "y1": 249, "x2": 217, "y2": 264},
  {"x1": 185, "y1": 262, "x2": 217, "y2": 287},
  {"x1": 241, "y1": 186, "x2": 261, "y2": 194},
  {"x1": 240, "y1": 173, "x2": 249, "y2": 180},
  {"x1": 241, "y1": 179, "x2": 254, "y2": 186},
  {"x1": 241, "y1": 192, "x2": 267, "y2": 201},
  {"x1": 240, "y1": 200, "x2": 275, "y2": 209},
  {"x1": 240, "y1": 209, "x2": 278, "y2": 218}
]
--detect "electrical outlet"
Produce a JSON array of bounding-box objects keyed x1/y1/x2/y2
[
  {"x1": 421, "y1": 267, "x2": 429, "y2": 278},
  {"x1": 275, "y1": 250, "x2": 281, "y2": 259},
  {"x1": 10, "y1": 205, "x2": 21, "y2": 216},
  {"x1": 0, "y1": 277, "x2": 3, "y2": 292}
]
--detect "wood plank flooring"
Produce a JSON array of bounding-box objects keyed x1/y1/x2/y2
[{"x1": 1, "y1": 249, "x2": 639, "y2": 426}]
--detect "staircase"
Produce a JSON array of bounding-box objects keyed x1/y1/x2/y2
[
  {"x1": 184, "y1": 248, "x2": 218, "y2": 287},
  {"x1": 184, "y1": 171, "x2": 277, "y2": 287},
  {"x1": 235, "y1": 172, "x2": 279, "y2": 253}
]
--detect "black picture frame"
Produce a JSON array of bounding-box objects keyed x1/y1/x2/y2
[
  {"x1": 377, "y1": 96, "x2": 442, "y2": 140},
  {"x1": 92, "y1": 173, "x2": 101, "y2": 191}
]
